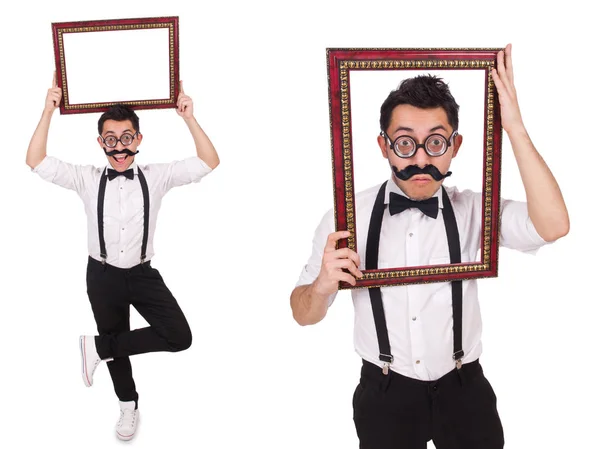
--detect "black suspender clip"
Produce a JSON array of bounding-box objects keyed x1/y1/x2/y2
[
  {"x1": 453, "y1": 351, "x2": 464, "y2": 370},
  {"x1": 380, "y1": 354, "x2": 393, "y2": 375}
]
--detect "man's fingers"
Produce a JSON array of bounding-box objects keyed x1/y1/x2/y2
[
  {"x1": 339, "y1": 272, "x2": 358, "y2": 286},
  {"x1": 179, "y1": 80, "x2": 185, "y2": 94},
  {"x1": 492, "y1": 67, "x2": 518, "y2": 108},
  {"x1": 491, "y1": 69, "x2": 507, "y2": 97},
  {"x1": 324, "y1": 246, "x2": 361, "y2": 267},
  {"x1": 496, "y1": 50, "x2": 507, "y2": 80},
  {"x1": 324, "y1": 257, "x2": 362, "y2": 277},
  {"x1": 47, "y1": 88, "x2": 62, "y2": 107},
  {"x1": 504, "y1": 43, "x2": 514, "y2": 85},
  {"x1": 343, "y1": 262, "x2": 363, "y2": 279},
  {"x1": 495, "y1": 48, "x2": 516, "y2": 97},
  {"x1": 177, "y1": 94, "x2": 191, "y2": 108},
  {"x1": 315, "y1": 270, "x2": 357, "y2": 294},
  {"x1": 324, "y1": 230, "x2": 352, "y2": 252},
  {"x1": 178, "y1": 99, "x2": 192, "y2": 114},
  {"x1": 491, "y1": 69, "x2": 500, "y2": 88},
  {"x1": 323, "y1": 259, "x2": 363, "y2": 279},
  {"x1": 321, "y1": 268, "x2": 359, "y2": 287},
  {"x1": 52, "y1": 71, "x2": 57, "y2": 88}
]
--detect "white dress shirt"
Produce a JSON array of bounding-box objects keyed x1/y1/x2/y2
[
  {"x1": 33, "y1": 155, "x2": 212, "y2": 269},
  {"x1": 297, "y1": 177, "x2": 549, "y2": 381}
]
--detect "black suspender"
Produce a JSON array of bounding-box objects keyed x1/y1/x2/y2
[
  {"x1": 137, "y1": 169, "x2": 150, "y2": 263},
  {"x1": 366, "y1": 181, "x2": 463, "y2": 375},
  {"x1": 441, "y1": 186, "x2": 464, "y2": 367},
  {"x1": 97, "y1": 172, "x2": 109, "y2": 262},
  {"x1": 97, "y1": 167, "x2": 150, "y2": 265},
  {"x1": 365, "y1": 183, "x2": 394, "y2": 374}
]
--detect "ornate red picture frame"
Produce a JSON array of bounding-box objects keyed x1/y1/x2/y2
[
  {"x1": 52, "y1": 16, "x2": 179, "y2": 114},
  {"x1": 327, "y1": 48, "x2": 503, "y2": 289}
]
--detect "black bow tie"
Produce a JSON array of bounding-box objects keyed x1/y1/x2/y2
[
  {"x1": 107, "y1": 168, "x2": 134, "y2": 181},
  {"x1": 389, "y1": 192, "x2": 439, "y2": 219}
]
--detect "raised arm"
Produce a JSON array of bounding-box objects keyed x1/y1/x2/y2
[
  {"x1": 176, "y1": 81, "x2": 220, "y2": 169},
  {"x1": 26, "y1": 72, "x2": 61, "y2": 169},
  {"x1": 492, "y1": 44, "x2": 569, "y2": 242},
  {"x1": 290, "y1": 230, "x2": 362, "y2": 326}
]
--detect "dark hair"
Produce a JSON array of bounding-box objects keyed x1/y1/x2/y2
[
  {"x1": 379, "y1": 75, "x2": 459, "y2": 133},
  {"x1": 97, "y1": 104, "x2": 140, "y2": 135}
]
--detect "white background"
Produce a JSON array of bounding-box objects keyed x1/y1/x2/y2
[{"x1": 0, "y1": 1, "x2": 597, "y2": 448}]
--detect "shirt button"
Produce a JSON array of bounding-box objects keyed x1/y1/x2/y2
[
  {"x1": 412, "y1": 316, "x2": 417, "y2": 321},
  {"x1": 409, "y1": 233, "x2": 414, "y2": 237},
  {"x1": 415, "y1": 360, "x2": 421, "y2": 364},
  {"x1": 122, "y1": 228, "x2": 125, "y2": 231},
  {"x1": 120, "y1": 250, "x2": 123, "y2": 253},
  {"x1": 120, "y1": 187, "x2": 123, "y2": 190}
]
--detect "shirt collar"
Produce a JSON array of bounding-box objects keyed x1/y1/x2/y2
[{"x1": 384, "y1": 174, "x2": 444, "y2": 208}]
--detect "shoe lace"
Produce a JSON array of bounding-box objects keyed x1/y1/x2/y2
[{"x1": 118, "y1": 408, "x2": 136, "y2": 428}]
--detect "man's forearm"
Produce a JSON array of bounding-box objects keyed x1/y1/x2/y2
[
  {"x1": 183, "y1": 116, "x2": 220, "y2": 169},
  {"x1": 26, "y1": 110, "x2": 54, "y2": 169},
  {"x1": 290, "y1": 284, "x2": 330, "y2": 326},
  {"x1": 509, "y1": 126, "x2": 570, "y2": 242}
]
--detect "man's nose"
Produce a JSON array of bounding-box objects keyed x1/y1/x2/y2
[{"x1": 411, "y1": 145, "x2": 432, "y2": 167}]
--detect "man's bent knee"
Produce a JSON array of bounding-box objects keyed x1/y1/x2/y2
[{"x1": 167, "y1": 328, "x2": 192, "y2": 352}]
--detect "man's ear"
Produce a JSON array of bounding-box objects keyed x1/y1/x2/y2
[
  {"x1": 97, "y1": 136, "x2": 105, "y2": 150},
  {"x1": 451, "y1": 134, "x2": 463, "y2": 158},
  {"x1": 137, "y1": 133, "x2": 143, "y2": 146},
  {"x1": 377, "y1": 134, "x2": 389, "y2": 159}
]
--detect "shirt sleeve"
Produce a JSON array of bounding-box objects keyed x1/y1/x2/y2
[
  {"x1": 31, "y1": 155, "x2": 95, "y2": 195},
  {"x1": 295, "y1": 208, "x2": 338, "y2": 306},
  {"x1": 499, "y1": 198, "x2": 549, "y2": 254},
  {"x1": 154, "y1": 156, "x2": 213, "y2": 194}
]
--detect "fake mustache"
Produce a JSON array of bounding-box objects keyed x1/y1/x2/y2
[
  {"x1": 392, "y1": 164, "x2": 452, "y2": 181},
  {"x1": 103, "y1": 148, "x2": 138, "y2": 157}
]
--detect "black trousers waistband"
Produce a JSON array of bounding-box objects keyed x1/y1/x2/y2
[
  {"x1": 361, "y1": 358, "x2": 483, "y2": 390},
  {"x1": 87, "y1": 256, "x2": 152, "y2": 274}
]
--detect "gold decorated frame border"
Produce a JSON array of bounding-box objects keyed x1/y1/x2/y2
[
  {"x1": 329, "y1": 50, "x2": 502, "y2": 288},
  {"x1": 53, "y1": 19, "x2": 177, "y2": 112}
]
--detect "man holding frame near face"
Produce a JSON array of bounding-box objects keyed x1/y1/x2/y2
[
  {"x1": 291, "y1": 45, "x2": 569, "y2": 448},
  {"x1": 26, "y1": 73, "x2": 219, "y2": 441}
]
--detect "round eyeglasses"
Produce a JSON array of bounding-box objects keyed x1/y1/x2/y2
[
  {"x1": 100, "y1": 132, "x2": 139, "y2": 148},
  {"x1": 381, "y1": 130, "x2": 458, "y2": 158}
]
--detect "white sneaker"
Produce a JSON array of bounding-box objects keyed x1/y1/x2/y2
[
  {"x1": 79, "y1": 335, "x2": 102, "y2": 387},
  {"x1": 116, "y1": 400, "x2": 139, "y2": 441}
]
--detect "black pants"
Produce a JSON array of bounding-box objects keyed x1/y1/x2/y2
[
  {"x1": 86, "y1": 256, "x2": 192, "y2": 405},
  {"x1": 353, "y1": 360, "x2": 504, "y2": 449}
]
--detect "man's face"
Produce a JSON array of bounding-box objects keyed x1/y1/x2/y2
[
  {"x1": 377, "y1": 104, "x2": 462, "y2": 201},
  {"x1": 97, "y1": 119, "x2": 143, "y2": 171}
]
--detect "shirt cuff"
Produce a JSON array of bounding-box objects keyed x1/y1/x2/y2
[
  {"x1": 520, "y1": 216, "x2": 551, "y2": 255},
  {"x1": 31, "y1": 155, "x2": 59, "y2": 183},
  {"x1": 184, "y1": 156, "x2": 212, "y2": 182},
  {"x1": 31, "y1": 155, "x2": 51, "y2": 173}
]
